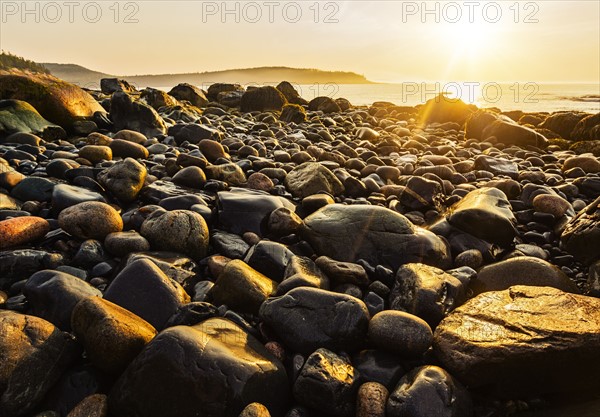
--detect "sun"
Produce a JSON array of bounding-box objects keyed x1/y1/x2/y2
[{"x1": 445, "y1": 21, "x2": 496, "y2": 56}]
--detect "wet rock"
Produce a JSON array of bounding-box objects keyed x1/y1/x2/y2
[
  {"x1": 532, "y1": 193, "x2": 572, "y2": 218},
  {"x1": 217, "y1": 188, "x2": 294, "y2": 236},
  {"x1": 244, "y1": 241, "x2": 293, "y2": 282},
  {"x1": 51, "y1": 184, "x2": 106, "y2": 213},
  {"x1": 104, "y1": 231, "x2": 150, "y2": 257},
  {"x1": 294, "y1": 348, "x2": 359, "y2": 417},
  {"x1": 315, "y1": 256, "x2": 369, "y2": 287},
  {"x1": 0, "y1": 310, "x2": 79, "y2": 417},
  {"x1": 285, "y1": 161, "x2": 344, "y2": 198},
  {"x1": 164, "y1": 302, "x2": 218, "y2": 327},
  {"x1": 259, "y1": 287, "x2": 370, "y2": 354},
  {"x1": 79, "y1": 145, "x2": 112, "y2": 163},
  {"x1": 172, "y1": 166, "x2": 206, "y2": 189},
  {"x1": 109, "y1": 138, "x2": 149, "y2": 159},
  {"x1": 386, "y1": 365, "x2": 473, "y2": 417},
  {"x1": 471, "y1": 256, "x2": 578, "y2": 295},
  {"x1": 58, "y1": 201, "x2": 123, "y2": 240},
  {"x1": 368, "y1": 311, "x2": 433, "y2": 357},
  {"x1": 435, "y1": 286, "x2": 600, "y2": 396},
  {"x1": 11, "y1": 177, "x2": 56, "y2": 202},
  {"x1": 208, "y1": 259, "x2": 277, "y2": 314},
  {"x1": 205, "y1": 163, "x2": 246, "y2": 186},
  {"x1": 0, "y1": 216, "x2": 49, "y2": 249},
  {"x1": 277, "y1": 255, "x2": 329, "y2": 294},
  {"x1": 23, "y1": 269, "x2": 101, "y2": 330},
  {"x1": 399, "y1": 176, "x2": 444, "y2": 211},
  {"x1": 0, "y1": 249, "x2": 63, "y2": 290},
  {"x1": 303, "y1": 204, "x2": 451, "y2": 271},
  {"x1": 66, "y1": 394, "x2": 108, "y2": 417},
  {"x1": 104, "y1": 258, "x2": 190, "y2": 330},
  {"x1": 389, "y1": 263, "x2": 466, "y2": 328},
  {"x1": 444, "y1": 187, "x2": 517, "y2": 246},
  {"x1": 123, "y1": 251, "x2": 198, "y2": 288},
  {"x1": 71, "y1": 297, "x2": 156, "y2": 375},
  {"x1": 267, "y1": 207, "x2": 303, "y2": 237},
  {"x1": 109, "y1": 318, "x2": 289, "y2": 417},
  {"x1": 474, "y1": 155, "x2": 519, "y2": 179},
  {"x1": 140, "y1": 209, "x2": 209, "y2": 259}
]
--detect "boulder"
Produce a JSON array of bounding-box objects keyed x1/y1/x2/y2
[
  {"x1": 572, "y1": 112, "x2": 600, "y2": 141},
  {"x1": 276, "y1": 81, "x2": 307, "y2": 105},
  {"x1": 0, "y1": 73, "x2": 105, "y2": 129},
  {"x1": 419, "y1": 95, "x2": 475, "y2": 125},
  {"x1": 302, "y1": 204, "x2": 452, "y2": 271},
  {"x1": 560, "y1": 195, "x2": 600, "y2": 264},
  {"x1": 108, "y1": 318, "x2": 289, "y2": 417},
  {"x1": 100, "y1": 78, "x2": 136, "y2": 94},
  {"x1": 308, "y1": 96, "x2": 341, "y2": 113},
  {"x1": 465, "y1": 111, "x2": 548, "y2": 148},
  {"x1": 539, "y1": 111, "x2": 589, "y2": 140},
  {"x1": 0, "y1": 99, "x2": 63, "y2": 139},
  {"x1": 434, "y1": 286, "x2": 600, "y2": 396},
  {"x1": 206, "y1": 83, "x2": 245, "y2": 101},
  {"x1": 109, "y1": 92, "x2": 166, "y2": 138},
  {"x1": 168, "y1": 83, "x2": 209, "y2": 108},
  {"x1": 240, "y1": 86, "x2": 287, "y2": 112},
  {"x1": 140, "y1": 87, "x2": 180, "y2": 109}
]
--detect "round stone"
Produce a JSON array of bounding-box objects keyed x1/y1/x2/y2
[
  {"x1": 104, "y1": 231, "x2": 151, "y2": 257},
  {"x1": 0, "y1": 216, "x2": 49, "y2": 250},
  {"x1": 368, "y1": 310, "x2": 433, "y2": 357},
  {"x1": 532, "y1": 194, "x2": 572, "y2": 218},
  {"x1": 58, "y1": 201, "x2": 123, "y2": 240}
]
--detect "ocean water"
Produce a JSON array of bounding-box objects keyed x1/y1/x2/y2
[{"x1": 155, "y1": 82, "x2": 600, "y2": 113}]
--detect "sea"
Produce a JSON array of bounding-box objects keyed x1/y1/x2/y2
[{"x1": 155, "y1": 82, "x2": 600, "y2": 114}]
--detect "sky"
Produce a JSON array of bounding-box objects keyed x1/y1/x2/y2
[{"x1": 1, "y1": 0, "x2": 599, "y2": 83}]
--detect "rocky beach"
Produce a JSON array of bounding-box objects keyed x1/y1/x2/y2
[{"x1": 1, "y1": 71, "x2": 600, "y2": 417}]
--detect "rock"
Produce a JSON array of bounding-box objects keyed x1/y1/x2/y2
[
  {"x1": 386, "y1": 365, "x2": 472, "y2": 417},
  {"x1": 205, "y1": 163, "x2": 246, "y2": 186},
  {"x1": 217, "y1": 188, "x2": 295, "y2": 236},
  {"x1": 140, "y1": 209, "x2": 209, "y2": 259},
  {"x1": 100, "y1": 78, "x2": 135, "y2": 94},
  {"x1": 123, "y1": 251, "x2": 198, "y2": 288},
  {"x1": 0, "y1": 99, "x2": 62, "y2": 139},
  {"x1": 352, "y1": 350, "x2": 405, "y2": 390},
  {"x1": 368, "y1": 311, "x2": 433, "y2": 357},
  {"x1": 474, "y1": 155, "x2": 519, "y2": 179},
  {"x1": 79, "y1": 145, "x2": 112, "y2": 163},
  {"x1": 66, "y1": 394, "x2": 108, "y2": 417},
  {"x1": 277, "y1": 255, "x2": 329, "y2": 294},
  {"x1": 389, "y1": 263, "x2": 466, "y2": 328},
  {"x1": 0, "y1": 73, "x2": 106, "y2": 129},
  {"x1": 108, "y1": 318, "x2": 289, "y2": 417},
  {"x1": 206, "y1": 83, "x2": 245, "y2": 101},
  {"x1": 466, "y1": 111, "x2": 548, "y2": 148},
  {"x1": 238, "y1": 402, "x2": 271, "y2": 417},
  {"x1": 104, "y1": 258, "x2": 190, "y2": 329},
  {"x1": 104, "y1": 231, "x2": 150, "y2": 257},
  {"x1": 267, "y1": 207, "x2": 302, "y2": 237},
  {"x1": 0, "y1": 249, "x2": 64, "y2": 290},
  {"x1": 259, "y1": 287, "x2": 370, "y2": 354},
  {"x1": 208, "y1": 259, "x2": 277, "y2": 314},
  {"x1": 355, "y1": 127, "x2": 380, "y2": 142},
  {"x1": 303, "y1": 204, "x2": 451, "y2": 271},
  {"x1": 246, "y1": 172, "x2": 274, "y2": 192},
  {"x1": 285, "y1": 162, "x2": 344, "y2": 198},
  {"x1": 434, "y1": 286, "x2": 600, "y2": 396},
  {"x1": 356, "y1": 382, "x2": 388, "y2": 417},
  {"x1": 172, "y1": 166, "x2": 207, "y2": 189},
  {"x1": 0, "y1": 310, "x2": 79, "y2": 417},
  {"x1": 280, "y1": 104, "x2": 307, "y2": 123},
  {"x1": 0, "y1": 216, "x2": 49, "y2": 249},
  {"x1": 419, "y1": 95, "x2": 474, "y2": 125},
  {"x1": 532, "y1": 193, "x2": 572, "y2": 217},
  {"x1": 23, "y1": 269, "x2": 101, "y2": 330},
  {"x1": 563, "y1": 155, "x2": 600, "y2": 173},
  {"x1": 198, "y1": 138, "x2": 227, "y2": 161},
  {"x1": 560, "y1": 196, "x2": 600, "y2": 264},
  {"x1": 400, "y1": 176, "x2": 444, "y2": 211},
  {"x1": 315, "y1": 256, "x2": 369, "y2": 287},
  {"x1": 109, "y1": 92, "x2": 166, "y2": 138},
  {"x1": 217, "y1": 91, "x2": 244, "y2": 107},
  {"x1": 294, "y1": 348, "x2": 359, "y2": 417},
  {"x1": 444, "y1": 187, "x2": 517, "y2": 246},
  {"x1": 51, "y1": 184, "x2": 106, "y2": 213},
  {"x1": 308, "y1": 97, "x2": 341, "y2": 113},
  {"x1": 572, "y1": 112, "x2": 600, "y2": 141},
  {"x1": 71, "y1": 297, "x2": 157, "y2": 375},
  {"x1": 140, "y1": 87, "x2": 180, "y2": 109},
  {"x1": 470, "y1": 256, "x2": 578, "y2": 295},
  {"x1": 109, "y1": 139, "x2": 149, "y2": 159},
  {"x1": 1, "y1": 131, "x2": 42, "y2": 145},
  {"x1": 168, "y1": 83, "x2": 209, "y2": 107},
  {"x1": 539, "y1": 111, "x2": 589, "y2": 140},
  {"x1": 276, "y1": 81, "x2": 307, "y2": 105},
  {"x1": 113, "y1": 129, "x2": 147, "y2": 144},
  {"x1": 11, "y1": 177, "x2": 56, "y2": 202},
  {"x1": 58, "y1": 202, "x2": 123, "y2": 240},
  {"x1": 97, "y1": 158, "x2": 147, "y2": 202},
  {"x1": 240, "y1": 86, "x2": 287, "y2": 112},
  {"x1": 244, "y1": 241, "x2": 293, "y2": 282}
]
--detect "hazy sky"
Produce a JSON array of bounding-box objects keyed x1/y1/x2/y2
[{"x1": 1, "y1": 0, "x2": 599, "y2": 82}]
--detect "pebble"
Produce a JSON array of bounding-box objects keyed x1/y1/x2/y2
[
  {"x1": 0, "y1": 216, "x2": 49, "y2": 249},
  {"x1": 58, "y1": 201, "x2": 123, "y2": 240}
]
